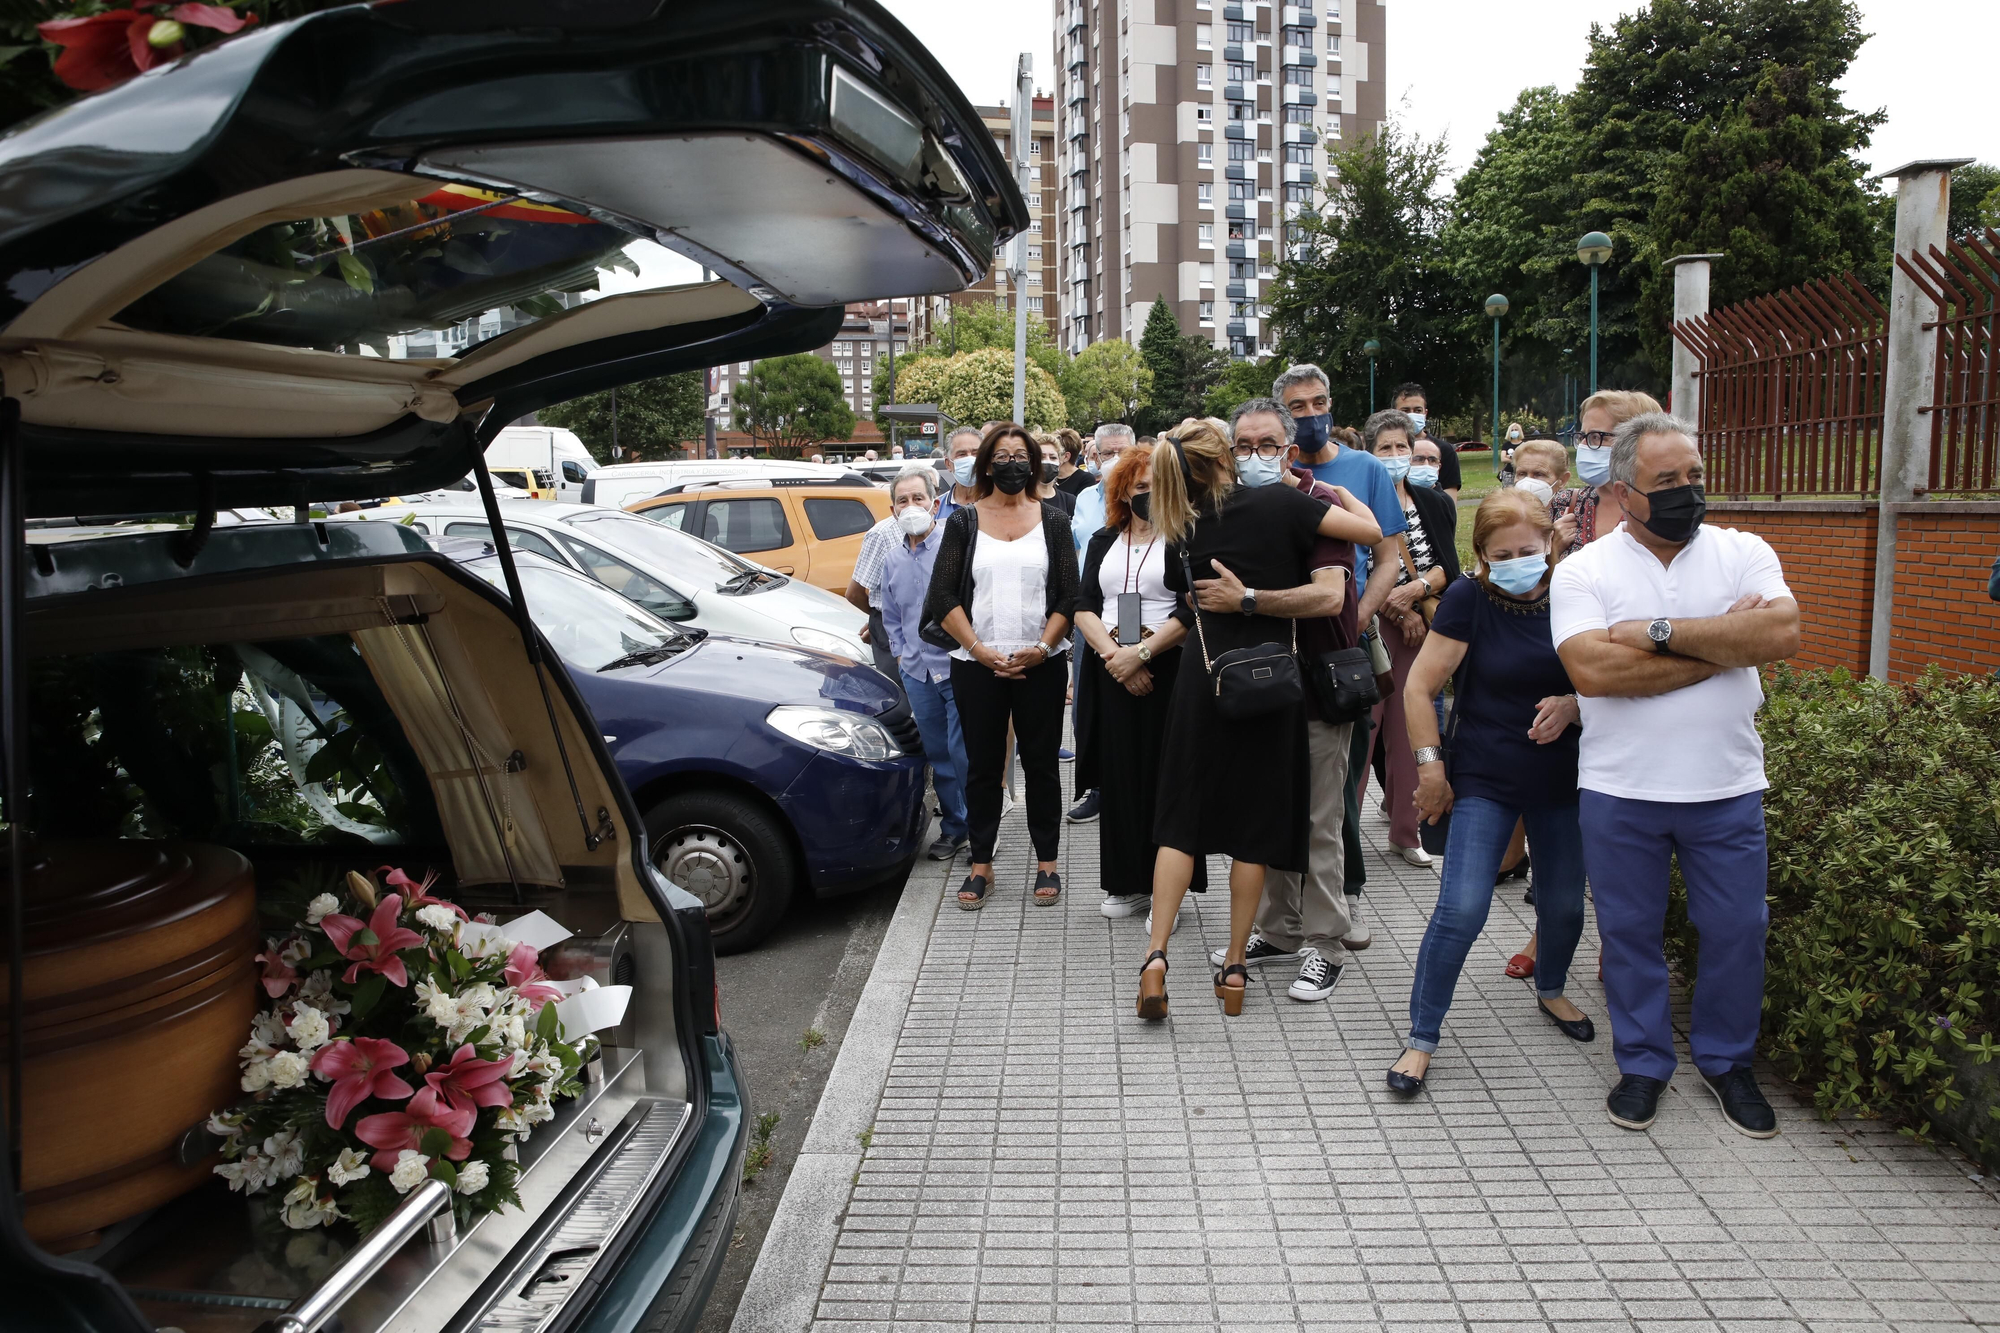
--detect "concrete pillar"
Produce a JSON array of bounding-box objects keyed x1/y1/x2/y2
[
  {"x1": 1868, "y1": 159, "x2": 1972, "y2": 680},
  {"x1": 1666, "y1": 253, "x2": 1721, "y2": 424}
]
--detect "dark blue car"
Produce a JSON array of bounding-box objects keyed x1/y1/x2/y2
[{"x1": 452, "y1": 544, "x2": 930, "y2": 953}]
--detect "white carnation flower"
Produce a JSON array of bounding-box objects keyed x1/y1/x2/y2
[
  {"x1": 240, "y1": 1057, "x2": 275, "y2": 1093},
  {"x1": 305, "y1": 892, "x2": 340, "y2": 925},
  {"x1": 454, "y1": 1159, "x2": 491, "y2": 1195},
  {"x1": 416, "y1": 904, "x2": 460, "y2": 932},
  {"x1": 268, "y1": 1051, "x2": 311, "y2": 1089},
  {"x1": 389, "y1": 1150, "x2": 430, "y2": 1194},
  {"x1": 327, "y1": 1148, "x2": 371, "y2": 1186},
  {"x1": 287, "y1": 1004, "x2": 330, "y2": 1053}
]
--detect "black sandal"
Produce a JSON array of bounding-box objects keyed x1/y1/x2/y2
[
  {"x1": 1212, "y1": 962, "x2": 1247, "y2": 1016},
  {"x1": 1033, "y1": 870, "x2": 1062, "y2": 905},
  {"x1": 1137, "y1": 950, "x2": 1169, "y2": 1020},
  {"x1": 957, "y1": 874, "x2": 989, "y2": 911}
]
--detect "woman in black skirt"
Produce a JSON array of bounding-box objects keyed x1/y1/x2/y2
[
  {"x1": 1073, "y1": 442, "x2": 1205, "y2": 915},
  {"x1": 1136, "y1": 417, "x2": 1381, "y2": 1018}
]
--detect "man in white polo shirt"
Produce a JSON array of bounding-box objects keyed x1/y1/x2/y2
[{"x1": 1551, "y1": 412, "x2": 1800, "y2": 1139}]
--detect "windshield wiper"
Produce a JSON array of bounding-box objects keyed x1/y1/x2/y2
[
  {"x1": 717, "y1": 568, "x2": 772, "y2": 594},
  {"x1": 596, "y1": 644, "x2": 685, "y2": 672}
]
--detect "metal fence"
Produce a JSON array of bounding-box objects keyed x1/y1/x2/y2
[
  {"x1": 1670, "y1": 273, "x2": 1887, "y2": 498},
  {"x1": 1898, "y1": 229, "x2": 2000, "y2": 495}
]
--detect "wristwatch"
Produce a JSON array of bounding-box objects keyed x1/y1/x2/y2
[
  {"x1": 1647, "y1": 618, "x2": 1674, "y2": 654},
  {"x1": 1136, "y1": 644, "x2": 1153, "y2": 663},
  {"x1": 1240, "y1": 589, "x2": 1259, "y2": 616},
  {"x1": 1413, "y1": 746, "x2": 1445, "y2": 766}
]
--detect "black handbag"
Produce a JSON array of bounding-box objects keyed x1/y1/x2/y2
[
  {"x1": 918, "y1": 510, "x2": 977, "y2": 651},
  {"x1": 1304, "y1": 644, "x2": 1378, "y2": 724},
  {"x1": 1181, "y1": 550, "x2": 1304, "y2": 721}
]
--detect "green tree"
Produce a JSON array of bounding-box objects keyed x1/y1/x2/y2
[
  {"x1": 888, "y1": 348, "x2": 1067, "y2": 432},
  {"x1": 1201, "y1": 355, "x2": 1285, "y2": 420},
  {"x1": 1060, "y1": 340, "x2": 1152, "y2": 431},
  {"x1": 1267, "y1": 119, "x2": 1474, "y2": 426},
  {"x1": 538, "y1": 372, "x2": 706, "y2": 463},
  {"x1": 1166, "y1": 334, "x2": 1232, "y2": 424},
  {"x1": 733, "y1": 354, "x2": 856, "y2": 457},
  {"x1": 870, "y1": 299, "x2": 1068, "y2": 434},
  {"x1": 1136, "y1": 297, "x2": 1182, "y2": 433},
  {"x1": 1949, "y1": 163, "x2": 2000, "y2": 242}
]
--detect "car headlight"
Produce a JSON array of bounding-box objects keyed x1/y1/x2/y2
[
  {"x1": 791, "y1": 626, "x2": 865, "y2": 660},
  {"x1": 765, "y1": 706, "x2": 902, "y2": 761}
]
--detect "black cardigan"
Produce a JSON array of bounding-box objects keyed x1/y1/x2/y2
[
  {"x1": 1076, "y1": 525, "x2": 1194, "y2": 630},
  {"x1": 1405, "y1": 482, "x2": 1462, "y2": 583},
  {"x1": 922, "y1": 500, "x2": 1080, "y2": 636}
]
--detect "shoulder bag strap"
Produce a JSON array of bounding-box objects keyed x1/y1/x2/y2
[{"x1": 1179, "y1": 546, "x2": 1215, "y2": 674}]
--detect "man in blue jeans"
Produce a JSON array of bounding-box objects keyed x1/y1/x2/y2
[
  {"x1": 1552, "y1": 412, "x2": 1800, "y2": 1138},
  {"x1": 877, "y1": 464, "x2": 971, "y2": 861}
]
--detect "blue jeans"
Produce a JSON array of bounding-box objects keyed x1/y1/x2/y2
[
  {"x1": 1407, "y1": 795, "x2": 1586, "y2": 1053},
  {"x1": 1581, "y1": 790, "x2": 1768, "y2": 1080},
  {"x1": 901, "y1": 669, "x2": 969, "y2": 842}
]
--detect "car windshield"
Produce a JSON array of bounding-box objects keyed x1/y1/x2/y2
[
  {"x1": 466, "y1": 562, "x2": 689, "y2": 671},
  {"x1": 565, "y1": 512, "x2": 760, "y2": 583}
]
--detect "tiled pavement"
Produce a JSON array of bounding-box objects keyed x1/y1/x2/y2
[{"x1": 776, "y1": 792, "x2": 2000, "y2": 1332}]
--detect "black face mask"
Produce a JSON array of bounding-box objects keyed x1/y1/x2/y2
[
  {"x1": 1042, "y1": 461, "x2": 1059, "y2": 484},
  {"x1": 1635, "y1": 482, "x2": 1706, "y2": 544},
  {"x1": 991, "y1": 460, "x2": 1034, "y2": 495},
  {"x1": 1130, "y1": 492, "x2": 1151, "y2": 522}
]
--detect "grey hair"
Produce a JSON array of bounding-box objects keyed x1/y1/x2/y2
[
  {"x1": 1361, "y1": 408, "x2": 1417, "y2": 452},
  {"x1": 1272, "y1": 362, "x2": 1330, "y2": 403},
  {"x1": 945, "y1": 425, "x2": 983, "y2": 452},
  {"x1": 1093, "y1": 421, "x2": 1136, "y2": 446},
  {"x1": 892, "y1": 463, "x2": 939, "y2": 499},
  {"x1": 1610, "y1": 411, "x2": 1697, "y2": 486},
  {"x1": 1229, "y1": 396, "x2": 1295, "y2": 445}
]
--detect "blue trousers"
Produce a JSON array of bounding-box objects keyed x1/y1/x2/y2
[
  {"x1": 1407, "y1": 796, "x2": 1586, "y2": 1053},
  {"x1": 901, "y1": 669, "x2": 969, "y2": 842},
  {"x1": 1580, "y1": 789, "x2": 1768, "y2": 1080}
]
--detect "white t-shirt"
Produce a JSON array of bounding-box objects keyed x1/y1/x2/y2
[
  {"x1": 1549, "y1": 523, "x2": 1794, "y2": 803},
  {"x1": 1096, "y1": 532, "x2": 1175, "y2": 633},
  {"x1": 952, "y1": 523, "x2": 1062, "y2": 661}
]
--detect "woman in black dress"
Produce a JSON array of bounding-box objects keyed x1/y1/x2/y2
[{"x1": 1136, "y1": 418, "x2": 1382, "y2": 1018}]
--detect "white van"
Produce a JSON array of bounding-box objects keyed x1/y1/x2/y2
[
  {"x1": 582, "y1": 457, "x2": 858, "y2": 510},
  {"x1": 487, "y1": 424, "x2": 597, "y2": 500}
]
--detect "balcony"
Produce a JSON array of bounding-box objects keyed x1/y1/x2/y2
[
  {"x1": 1226, "y1": 203, "x2": 1247, "y2": 220},
  {"x1": 1068, "y1": 120, "x2": 1088, "y2": 142},
  {"x1": 1282, "y1": 47, "x2": 1318, "y2": 67},
  {"x1": 1283, "y1": 5, "x2": 1318, "y2": 26},
  {"x1": 1283, "y1": 87, "x2": 1317, "y2": 105},
  {"x1": 1226, "y1": 281, "x2": 1246, "y2": 299},
  {"x1": 1225, "y1": 122, "x2": 1248, "y2": 139},
  {"x1": 1224, "y1": 43, "x2": 1245, "y2": 61},
  {"x1": 1226, "y1": 163, "x2": 1247, "y2": 180},
  {"x1": 1068, "y1": 47, "x2": 1087, "y2": 71},
  {"x1": 1065, "y1": 3, "x2": 1084, "y2": 31},
  {"x1": 1283, "y1": 164, "x2": 1317, "y2": 184},
  {"x1": 1224, "y1": 3, "x2": 1244, "y2": 17},
  {"x1": 1071, "y1": 259, "x2": 1090, "y2": 280},
  {"x1": 1282, "y1": 123, "x2": 1319, "y2": 144},
  {"x1": 1225, "y1": 83, "x2": 1249, "y2": 101},
  {"x1": 1227, "y1": 320, "x2": 1247, "y2": 337},
  {"x1": 1226, "y1": 242, "x2": 1247, "y2": 259}
]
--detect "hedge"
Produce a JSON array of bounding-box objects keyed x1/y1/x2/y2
[{"x1": 1664, "y1": 666, "x2": 2000, "y2": 1165}]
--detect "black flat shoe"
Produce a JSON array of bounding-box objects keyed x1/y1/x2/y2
[
  {"x1": 957, "y1": 874, "x2": 989, "y2": 911},
  {"x1": 1032, "y1": 869, "x2": 1062, "y2": 905},
  {"x1": 1385, "y1": 1060, "x2": 1426, "y2": 1097},
  {"x1": 1606, "y1": 1073, "x2": 1667, "y2": 1130},
  {"x1": 1538, "y1": 1000, "x2": 1596, "y2": 1042}
]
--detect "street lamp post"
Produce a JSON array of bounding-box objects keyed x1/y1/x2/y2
[
  {"x1": 1362, "y1": 338, "x2": 1380, "y2": 413},
  {"x1": 1484, "y1": 294, "x2": 1508, "y2": 475},
  {"x1": 1576, "y1": 230, "x2": 1612, "y2": 394}
]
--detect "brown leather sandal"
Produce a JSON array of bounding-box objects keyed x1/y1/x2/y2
[
  {"x1": 1213, "y1": 962, "x2": 1247, "y2": 1017},
  {"x1": 1136, "y1": 950, "x2": 1169, "y2": 1020}
]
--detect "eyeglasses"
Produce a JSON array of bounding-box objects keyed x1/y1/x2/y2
[
  {"x1": 1230, "y1": 441, "x2": 1286, "y2": 460},
  {"x1": 1579, "y1": 430, "x2": 1614, "y2": 448},
  {"x1": 991, "y1": 450, "x2": 1032, "y2": 463}
]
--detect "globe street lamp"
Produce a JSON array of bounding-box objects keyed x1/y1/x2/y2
[
  {"x1": 1362, "y1": 338, "x2": 1381, "y2": 413},
  {"x1": 1577, "y1": 230, "x2": 1612, "y2": 394},
  {"x1": 1484, "y1": 294, "x2": 1508, "y2": 475}
]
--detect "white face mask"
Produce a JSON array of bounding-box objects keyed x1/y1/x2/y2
[
  {"x1": 1404, "y1": 410, "x2": 1427, "y2": 435},
  {"x1": 1515, "y1": 477, "x2": 1554, "y2": 505},
  {"x1": 897, "y1": 503, "x2": 935, "y2": 536}
]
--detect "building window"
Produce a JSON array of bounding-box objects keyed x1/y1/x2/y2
[
  {"x1": 1197, "y1": 182, "x2": 1214, "y2": 204},
  {"x1": 1196, "y1": 63, "x2": 1211, "y2": 88},
  {"x1": 1231, "y1": 300, "x2": 1256, "y2": 317},
  {"x1": 1228, "y1": 100, "x2": 1255, "y2": 121},
  {"x1": 1195, "y1": 23, "x2": 1211, "y2": 48},
  {"x1": 1229, "y1": 138, "x2": 1254, "y2": 161},
  {"x1": 1227, "y1": 61, "x2": 1254, "y2": 84},
  {"x1": 1228, "y1": 21, "x2": 1254, "y2": 42},
  {"x1": 1284, "y1": 105, "x2": 1314, "y2": 124},
  {"x1": 1228, "y1": 180, "x2": 1253, "y2": 200},
  {"x1": 1027, "y1": 296, "x2": 1043, "y2": 312},
  {"x1": 1199, "y1": 263, "x2": 1214, "y2": 285},
  {"x1": 1230, "y1": 260, "x2": 1254, "y2": 279},
  {"x1": 1326, "y1": 33, "x2": 1340, "y2": 55},
  {"x1": 1028, "y1": 244, "x2": 1042, "y2": 260},
  {"x1": 1284, "y1": 143, "x2": 1312, "y2": 163},
  {"x1": 1327, "y1": 76, "x2": 1341, "y2": 99},
  {"x1": 1030, "y1": 140, "x2": 1041, "y2": 155},
  {"x1": 1284, "y1": 183, "x2": 1312, "y2": 203},
  {"x1": 1030, "y1": 219, "x2": 1042, "y2": 233},
  {"x1": 1197, "y1": 142, "x2": 1213, "y2": 163},
  {"x1": 1198, "y1": 223, "x2": 1214, "y2": 245},
  {"x1": 1285, "y1": 67, "x2": 1314, "y2": 87},
  {"x1": 1030, "y1": 192, "x2": 1042, "y2": 207},
  {"x1": 1199, "y1": 301, "x2": 1214, "y2": 322},
  {"x1": 1196, "y1": 105, "x2": 1213, "y2": 123},
  {"x1": 1228, "y1": 219, "x2": 1251, "y2": 240}
]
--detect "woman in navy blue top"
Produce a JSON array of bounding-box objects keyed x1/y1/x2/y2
[{"x1": 1385, "y1": 490, "x2": 1594, "y2": 1097}]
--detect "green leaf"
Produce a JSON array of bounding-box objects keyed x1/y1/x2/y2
[
  {"x1": 535, "y1": 999, "x2": 560, "y2": 1043},
  {"x1": 348, "y1": 972, "x2": 388, "y2": 1020},
  {"x1": 419, "y1": 1127, "x2": 452, "y2": 1158},
  {"x1": 336, "y1": 251, "x2": 375, "y2": 294},
  {"x1": 429, "y1": 1158, "x2": 458, "y2": 1188}
]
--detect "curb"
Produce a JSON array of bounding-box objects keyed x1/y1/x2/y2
[{"x1": 727, "y1": 863, "x2": 945, "y2": 1332}]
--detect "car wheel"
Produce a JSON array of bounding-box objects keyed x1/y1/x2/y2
[{"x1": 643, "y1": 791, "x2": 796, "y2": 954}]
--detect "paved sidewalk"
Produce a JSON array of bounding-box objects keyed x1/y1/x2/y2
[{"x1": 737, "y1": 795, "x2": 2000, "y2": 1332}]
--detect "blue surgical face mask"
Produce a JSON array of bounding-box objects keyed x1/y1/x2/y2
[
  {"x1": 1236, "y1": 454, "x2": 1286, "y2": 487},
  {"x1": 1487, "y1": 552, "x2": 1550, "y2": 596},
  {"x1": 1292, "y1": 412, "x2": 1330, "y2": 453},
  {"x1": 1378, "y1": 454, "x2": 1410, "y2": 482},
  {"x1": 1407, "y1": 464, "x2": 1440, "y2": 488},
  {"x1": 952, "y1": 457, "x2": 977, "y2": 488},
  {"x1": 1575, "y1": 444, "x2": 1613, "y2": 487},
  {"x1": 1405, "y1": 411, "x2": 1428, "y2": 435}
]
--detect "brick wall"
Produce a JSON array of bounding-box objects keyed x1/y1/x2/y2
[{"x1": 1707, "y1": 500, "x2": 2000, "y2": 680}]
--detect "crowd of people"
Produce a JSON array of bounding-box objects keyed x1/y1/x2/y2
[{"x1": 853, "y1": 367, "x2": 1800, "y2": 1140}]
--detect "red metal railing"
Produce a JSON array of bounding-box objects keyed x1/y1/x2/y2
[
  {"x1": 1670, "y1": 273, "x2": 1887, "y2": 498},
  {"x1": 1897, "y1": 229, "x2": 2000, "y2": 495}
]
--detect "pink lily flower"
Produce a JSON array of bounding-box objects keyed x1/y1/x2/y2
[
  {"x1": 504, "y1": 942, "x2": 565, "y2": 1007},
  {"x1": 310, "y1": 1037, "x2": 414, "y2": 1130},
  {"x1": 379, "y1": 866, "x2": 467, "y2": 921},
  {"x1": 320, "y1": 894, "x2": 424, "y2": 987},
  {"x1": 354, "y1": 1087, "x2": 476, "y2": 1168},
  {"x1": 254, "y1": 942, "x2": 299, "y2": 998},
  {"x1": 425, "y1": 1043, "x2": 516, "y2": 1115}
]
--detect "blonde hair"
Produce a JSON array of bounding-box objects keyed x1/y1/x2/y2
[
  {"x1": 1512, "y1": 439, "x2": 1569, "y2": 480},
  {"x1": 1578, "y1": 389, "x2": 1662, "y2": 427},
  {"x1": 1148, "y1": 416, "x2": 1236, "y2": 544},
  {"x1": 1471, "y1": 489, "x2": 1556, "y2": 584}
]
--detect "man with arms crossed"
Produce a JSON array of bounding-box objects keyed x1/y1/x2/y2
[{"x1": 1551, "y1": 413, "x2": 1800, "y2": 1138}]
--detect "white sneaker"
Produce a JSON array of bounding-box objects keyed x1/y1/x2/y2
[
  {"x1": 1396, "y1": 844, "x2": 1434, "y2": 867},
  {"x1": 1341, "y1": 899, "x2": 1372, "y2": 951},
  {"x1": 1208, "y1": 932, "x2": 1296, "y2": 969},
  {"x1": 1288, "y1": 948, "x2": 1343, "y2": 1002},
  {"x1": 1145, "y1": 907, "x2": 1181, "y2": 936},
  {"x1": 1100, "y1": 894, "x2": 1146, "y2": 919}
]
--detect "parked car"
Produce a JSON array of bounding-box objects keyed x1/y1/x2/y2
[
  {"x1": 628, "y1": 477, "x2": 891, "y2": 592},
  {"x1": 443, "y1": 542, "x2": 927, "y2": 950},
  {"x1": 487, "y1": 464, "x2": 556, "y2": 498},
  {"x1": 490, "y1": 425, "x2": 596, "y2": 502},
  {"x1": 339, "y1": 501, "x2": 874, "y2": 662},
  {"x1": 581, "y1": 458, "x2": 859, "y2": 509},
  {"x1": 0, "y1": 1, "x2": 1023, "y2": 1331}
]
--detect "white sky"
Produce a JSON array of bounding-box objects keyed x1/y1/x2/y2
[{"x1": 878, "y1": 0, "x2": 1999, "y2": 182}]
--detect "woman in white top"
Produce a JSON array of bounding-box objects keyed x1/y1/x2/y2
[
  {"x1": 924, "y1": 424, "x2": 1081, "y2": 910},
  {"x1": 1071, "y1": 443, "x2": 1205, "y2": 913}
]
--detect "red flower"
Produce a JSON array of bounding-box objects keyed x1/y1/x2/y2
[
  {"x1": 379, "y1": 866, "x2": 467, "y2": 921},
  {"x1": 319, "y1": 894, "x2": 424, "y2": 988},
  {"x1": 354, "y1": 1087, "x2": 475, "y2": 1169},
  {"x1": 254, "y1": 942, "x2": 299, "y2": 998},
  {"x1": 503, "y1": 941, "x2": 564, "y2": 1007},
  {"x1": 38, "y1": 4, "x2": 255, "y2": 93},
  {"x1": 424, "y1": 1043, "x2": 515, "y2": 1115},
  {"x1": 310, "y1": 1036, "x2": 415, "y2": 1130}
]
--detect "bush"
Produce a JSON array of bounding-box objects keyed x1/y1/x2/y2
[{"x1": 1664, "y1": 666, "x2": 2000, "y2": 1162}]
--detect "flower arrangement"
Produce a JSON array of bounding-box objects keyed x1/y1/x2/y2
[{"x1": 209, "y1": 867, "x2": 601, "y2": 1234}]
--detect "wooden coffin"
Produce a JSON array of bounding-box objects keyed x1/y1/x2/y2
[{"x1": 0, "y1": 841, "x2": 258, "y2": 1249}]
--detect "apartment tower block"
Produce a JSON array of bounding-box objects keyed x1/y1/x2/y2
[{"x1": 1055, "y1": 0, "x2": 1386, "y2": 358}]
